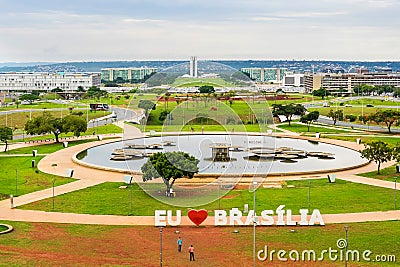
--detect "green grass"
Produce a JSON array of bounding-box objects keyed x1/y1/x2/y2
[
  {"x1": 133, "y1": 123, "x2": 273, "y2": 133},
  {"x1": 172, "y1": 77, "x2": 238, "y2": 87},
  {"x1": 9, "y1": 123, "x2": 122, "y2": 143},
  {"x1": 276, "y1": 122, "x2": 359, "y2": 134},
  {"x1": 327, "y1": 135, "x2": 400, "y2": 145},
  {"x1": 1, "y1": 138, "x2": 109, "y2": 155},
  {"x1": 0, "y1": 225, "x2": 9, "y2": 232},
  {"x1": 0, "y1": 156, "x2": 74, "y2": 198},
  {"x1": 0, "y1": 109, "x2": 111, "y2": 129},
  {"x1": 345, "y1": 97, "x2": 400, "y2": 106},
  {"x1": 20, "y1": 179, "x2": 398, "y2": 215},
  {"x1": 358, "y1": 165, "x2": 399, "y2": 182}
]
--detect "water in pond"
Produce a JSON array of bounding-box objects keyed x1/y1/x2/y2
[{"x1": 76, "y1": 134, "x2": 368, "y2": 175}]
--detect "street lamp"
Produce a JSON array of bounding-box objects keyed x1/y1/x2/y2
[
  {"x1": 308, "y1": 179, "x2": 311, "y2": 211},
  {"x1": 344, "y1": 225, "x2": 349, "y2": 267},
  {"x1": 394, "y1": 177, "x2": 397, "y2": 210},
  {"x1": 15, "y1": 169, "x2": 18, "y2": 196},
  {"x1": 52, "y1": 178, "x2": 55, "y2": 211},
  {"x1": 159, "y1": 226, "x2": 165, "y2": 267},
  {"x1": 218, "y1": 180, "x2": 221, "y2": 210},
  {"x1": 253, "y1": 181, "x2": 257, "y2": 267}
]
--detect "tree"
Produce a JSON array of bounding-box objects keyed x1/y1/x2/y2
[
  {"x1": 300, "y1": 111, "x2": 320, "y2": 132},
  {"x1": 24, "y1": 112, "x2": 63, "y2": 142},
  {"x1": 375, "y1": 110, "x2": 400, "y2": 133},
  {"x1": 199, "y1": 85, "x2": 215, "y2": 94},
  {"x1": 312, "y1": 88, "x2": 330, "y2": 99},
  {"x1": 51, "y1": 87, "x2": 63, "y2": 93},
  {"x1": 272, "y1": 103, "x2": 306, "y2": 126},
  {"x1": 345, "y1": 114, "x2": 357, "y2": 122},
  {"x1": 138, "y1": 100, "x2": 156, "y2": 117},
  {"x1": 85, "y1": 86, "x2": 107, "y2": 99},
  {"x1": 361, "y1": 141, "x2": 393, "y2": 174},
  {"x1": 358, "y1": 115, "x2": 370, "y2": 124},
  {"x1": 141, "y1": 152, "x2": 199, "y2": 195},
  {"x1": 0, "y1": 126, "x2": 13, "y2": 152},
  {"x1": 159, "y1": 110, "x2": 171, "y2": 122},
  {"x1": 163, "y1": 92, "x2": 170, "y2": 110},
  {"x1": 20, "y1": 93, "x2": 39, "y2": 104},
  {"x1": 327, "y1": 109, "x2": 343, "y2": 126},
  {"x1": 63, "y1": 115, "x2": 87, "y2": 137},
  {"x1": 77, "y1": 86, "x2": 86, "y2": 92}
]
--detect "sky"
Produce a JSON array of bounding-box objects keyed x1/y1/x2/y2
[{"x1": 0, "y1": 0, "x2": 400, "y2": 62}]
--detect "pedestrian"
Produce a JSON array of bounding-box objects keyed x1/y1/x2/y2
[
  {"x1": 201, "y1": 126, "x2": 204, "y2": 134},
  {"x1": 188, "y1": 244, "x2": 195, "y2": 261},
  {"x1": 177, "y1": 237, "x2": 182, "y2": 252}
]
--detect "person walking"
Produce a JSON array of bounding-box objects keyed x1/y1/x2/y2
[
  {"x1": 177, "y1": 237, "x2": 182, "y2": 252},
  {"x1": 188, "y1": 244, "x2": 195, "y2": 261}
]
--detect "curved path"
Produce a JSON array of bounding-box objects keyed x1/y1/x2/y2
[{"x1": 0, "y1": 124, "x2": 399, "y2": 226}]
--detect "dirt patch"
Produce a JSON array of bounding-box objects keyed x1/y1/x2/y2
[
  {"x1": 0, "y1": 223, "x2": 340, "y2": 266},
  {"x1": 222, "y1": 194, "x2": 239, "y2": 199}
]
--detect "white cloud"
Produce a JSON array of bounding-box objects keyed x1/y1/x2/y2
[{"x1": 0, "y1": 1, "x2": 399, "y2": 61}]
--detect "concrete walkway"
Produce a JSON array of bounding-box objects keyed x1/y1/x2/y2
[{"x1": 0, "y1": 124, "x2": 399, "y2": 226}]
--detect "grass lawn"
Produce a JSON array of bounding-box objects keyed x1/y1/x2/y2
[
  {"x1": 0, "y1": 220, "x2": 397, "y2": 266},
  {"x1": 0, "y1": 109, "x2": 111, "y2": 129},
  {"x1": 1, "y1": 138, "x2": 111, "y2": 155},
  {"x1": 0, "y1": 156, "x2": 74, "y2": 199},
  {"x1": 276, "y1": 122, "x2": 359, "y2": 134},
  {"x1": 358, "y1": 164, "x2": 399, "y2": 182},
  {"x1": 327, "y1": 135, "x2": 400, "y2": 145},
  {"x1": 8, "y1": 123, "x2": 122, "y2": 143},
  {"x1": 134, "y1": 123, "x2": 272, "y2": 133},
  {"x1": 20, "y1": 179, "x2": 398, "y2": 215},
  {"x1": 0, "y1": 225, "x2": 9, "y2": 232}
]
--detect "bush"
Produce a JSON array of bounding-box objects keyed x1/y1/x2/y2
[{"x1": 345, "y1": 114, "x2": 357, "y2": 122}]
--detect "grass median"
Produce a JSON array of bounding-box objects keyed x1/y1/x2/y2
[
  {"x1": 0, "y1": 156, "x2": 74, "y2": 199},
  {"x1": 19, "y1": 179, "x2": 399, "y2": 215}
]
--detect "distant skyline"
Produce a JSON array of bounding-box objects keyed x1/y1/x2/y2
[{"x1": 1, "y1": 0, "x2": 400, "y2": 62}]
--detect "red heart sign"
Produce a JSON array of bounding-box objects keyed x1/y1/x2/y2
[{"x1": 188, "y1": 209, "x2": 208, "y2": 226}]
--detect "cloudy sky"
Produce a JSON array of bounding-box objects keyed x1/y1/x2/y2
[{"x1": 0, "y1": 0, "x2": 399, "y2": 62}]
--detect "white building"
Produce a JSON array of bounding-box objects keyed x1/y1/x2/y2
[
  {"x1": 0, "y1": 72, "x2": 101, "y2": 92},
  {"x1": 283, "y1": 73, "x2": 304, "y2": 87}
]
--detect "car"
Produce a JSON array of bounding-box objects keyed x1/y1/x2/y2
[
  {"x1": 345, "y1": 104, "x2": 352, "y2": 107},
  {"x1": 366, "y1": 104, "x2": 374, "y2": 107}
]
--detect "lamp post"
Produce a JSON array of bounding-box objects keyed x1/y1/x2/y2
[
  {"x1": 15, "y1": 169, "x2": 18, "y2": 196},
  {"x1": 218, "y1": 180, "x2": 221, "y2": 210},
  {"x1": 159, "y1": 226, "x2": 164, "y2": 267},
  {"x1": 344, "y1": 225, "x2": 349, "y2": 267},
  {"x1": 308, "y1": 179, "x2": 311, "y2": 211},
  {"x1": 253, "y1": 181, "x2": 257, "y2": 267},
  {"x1": 52, "y1": 178, "x2": 55, "y2": 211},
  {"x1": 394, "y1": 177, "x2": 397, "y2": 210}
]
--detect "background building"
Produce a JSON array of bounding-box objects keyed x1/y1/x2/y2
[
  {"x1": 189, "y1": 56, "x2": 198, "y2": 78},
  {"x1": 0, "y1": 72, "x2": 101, "y2": 92},
  {"x1": 101, "y1": 67, "x2": 157, "y2": 83},
  {"x1": 283, "y1": 73, "x2": 304, "y2": 87},
  {"x1": 304, "y1": 72, "x2": 400, "y2": 93},
  {"x1": 241, "y1": 68, "x2": 287, "y2": 83}
]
